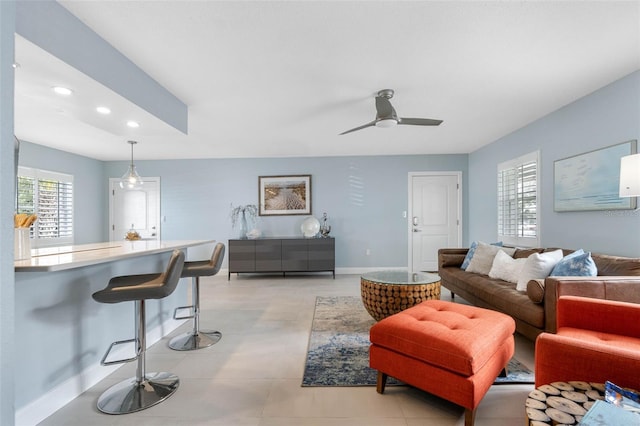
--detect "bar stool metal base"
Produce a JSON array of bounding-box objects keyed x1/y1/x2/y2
[
  {"x1": 96, "y1": 372, "x2": 179, "y2": 414},
  {"x1": 168, "y1": 330, "x2": 221, "y2": 351}
]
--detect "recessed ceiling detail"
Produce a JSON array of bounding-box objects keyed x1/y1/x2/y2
[{"x1": 14, "y1": 35, "x2": 184, "y2": 161}]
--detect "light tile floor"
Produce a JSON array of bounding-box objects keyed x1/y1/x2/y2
[{"x1": 38, "y1": 273, "x2": 535, "y2": 426}]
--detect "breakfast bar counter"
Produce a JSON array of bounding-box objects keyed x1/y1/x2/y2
[
  {"x1": 13, "y1": 239, "x2": 215, "y2": 425},
  {"x1": 14, "y1": 240, "x2": 214, "y2": 272}
]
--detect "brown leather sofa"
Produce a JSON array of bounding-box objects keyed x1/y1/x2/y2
[{"x1": 438, "y1": 248, "x2": 640, "y2": 341}]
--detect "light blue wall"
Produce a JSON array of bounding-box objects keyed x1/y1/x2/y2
[
  {"x1": 105, "y1": 154, "x2": 469, "y2": 269},
  {"x1": 1, "y1": 2, "x2": 16, "y2": 424},
  {"x1": 469, "y1": 70, "x2": 640, "y2": 256},
  {"x1": 18, "y1": 141, "x2": 470, "y2": 268},
  {"x1": 19, "y1": 141, "x2": 108, "y2": 244}
]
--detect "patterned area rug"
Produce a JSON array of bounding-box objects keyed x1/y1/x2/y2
[{"x1": 302, "y1": 296, "x2": 534, "y2": 387}]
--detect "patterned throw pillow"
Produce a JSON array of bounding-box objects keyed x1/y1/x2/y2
[
  {"x1": 550, "y1": 249, "x2": 598, "y2": 276},
  {"x1": 461, "y1": 241, "x2": 503, "y2": 270}
]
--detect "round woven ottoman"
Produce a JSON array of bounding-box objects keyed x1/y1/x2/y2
[{"x1": 360, "y1": 270, "x2": 441, "y2": 321}]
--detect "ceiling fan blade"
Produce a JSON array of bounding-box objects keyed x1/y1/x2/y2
[
  {"x1": 339, "y1": 120, "x2": 376, "y2": 135},
  {"x1": 375, "y1": 96, "x2": 395, "y2": 119},
  {"x1": 398, "y1": 117, "x2": 443, "y2": 126}
]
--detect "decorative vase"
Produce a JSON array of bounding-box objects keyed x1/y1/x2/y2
[
  {"x1": 14, "y1": 228, "x2": 31, "y2": 260},
  {"x1": 240, "y1": 210, "x2": 248, "y2": 239},
  {"x1": 231, "y1": 204, "x2": 258, "y2": 239},
  {"x1": 320, "y1": 212, "x2": 331, "y2": 238}
]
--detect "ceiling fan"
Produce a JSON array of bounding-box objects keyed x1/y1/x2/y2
[{"x1": 339, "y1": 89, "x2": 443, "y2": 135}]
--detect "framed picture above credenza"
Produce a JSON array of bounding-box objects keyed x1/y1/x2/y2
[{"x1": 258, "y1": 174, "x2": 312, "y2": 216}]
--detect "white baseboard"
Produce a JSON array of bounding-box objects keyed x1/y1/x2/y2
[
  {"x1": 220, "y1": 267, "x2": 408, "y2": 277},
  {"x1": 335, "y1": 267, "x2": 408, "y2": 275},
  {"x1": 15, "y1": 317, "x2": 186, "y2": 426}
]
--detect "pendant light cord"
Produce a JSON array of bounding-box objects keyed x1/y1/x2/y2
[
  {"x1": 130, "y1": 141, "x2": 135, "y2": 168},
  {"x1": 129, "y1": 140, "x2": 137, "y2": 168}
]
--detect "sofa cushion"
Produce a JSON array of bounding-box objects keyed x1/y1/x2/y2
[
  {"x1": 466, "y1": 242, "x2": 515, "y2": 275},
  {"x1": 440, "y1": 250, "x2": 468, "y2": 268},
  {"x1": 551, "y1": 250, "x2": 597, "y2": 277},
  {"x1": 439, "y1": 266, "x2": 545, "y2": 329},
  {"x1": 369, "y1": 300, "x2": 515, "y2": 376},
  {"x1": 535, "y1": 331, "x2": 640, "y2": 390},
  {"x1": 516, "y1": 249, "x2": 563, "y2": 291},
  {"x1": 513, "y1": 248, "x2": 545, "y2": 259},
  {"x1": 489, "y1": 250, "x2": 527, "y2": 284},
  {"x1": 558, "y1": 327, "x2": 640, "y2": 352},
  {"x1": 591, "y1": 253, "x2": 640, "y2": 276},
  {"x1": 527, "y1": 279, "x2": 545, "y2": 304},
  {"x1": 461, "y1": 241, "x2": 503, "y2": 270}
]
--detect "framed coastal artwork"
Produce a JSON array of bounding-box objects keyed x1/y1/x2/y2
[
  {"x1": 554, "y1": 140, "x2": 637, "y2": 212},
  {"x1": 259, "y1": 175, "x2": 312, "y2": 216}
]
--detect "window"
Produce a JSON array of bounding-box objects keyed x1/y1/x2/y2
[
  {"x1": 17, "y1": 167, "x2": 73, "y2": 247},
  {"x1": 497, "y1": 151, "x2": 539, "y2": 247}
]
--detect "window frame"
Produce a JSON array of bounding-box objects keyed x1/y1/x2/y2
[
  {"x1": 497, "y1": 151, "x2": 540, "y2": 248},
  {"x1": 17, "y1": 166, "x2": 74, "y2": 248}
]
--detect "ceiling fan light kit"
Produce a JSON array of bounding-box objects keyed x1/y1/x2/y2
[
  {"x1": 375, "y1": 118, "x2": 397, "y2": 128},
  {"x1": 340, "y1": 89, "x2": 442, "y2": 135}
]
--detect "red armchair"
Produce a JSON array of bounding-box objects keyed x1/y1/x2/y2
[{"x1": 535, "y1": 295, "x2": 640, "y2": 389}]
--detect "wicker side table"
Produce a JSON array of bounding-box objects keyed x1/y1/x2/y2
[{"x1": 360, "y1": 271, "x2": 441, "y2": 321}]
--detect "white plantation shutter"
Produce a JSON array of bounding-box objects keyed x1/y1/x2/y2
[
  {"x1": 17, "y1": 167, "x2": 73, "y2": 247},
  {"x1": 497, "y1": 151, "x2": 539, "y2": 247}
]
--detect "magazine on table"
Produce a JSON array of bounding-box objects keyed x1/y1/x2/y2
[
  {"x1": 605, "y1": 381, "x2": 640, "y2": 414},
  {"x1": 579, "y1": 400, "x2": 639, "y2": 425},
  {"x1": 578, "y1": 381, "x2": 640, "y2": 425}
]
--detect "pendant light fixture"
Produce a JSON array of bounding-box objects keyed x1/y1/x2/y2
[{"x1": 120, "y1": 140, "x2": 144, "y2": 190}]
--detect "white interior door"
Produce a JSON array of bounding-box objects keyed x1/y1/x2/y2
[
  {"x1": 409, "y1": 173, "x2": 461, "y2": 272},
  {"x1": 109, "y1": 178, "x2": 161, "y2": 241}
]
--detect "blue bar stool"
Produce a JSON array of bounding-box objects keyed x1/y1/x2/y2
[
  {"x1": 169, "y1": 242, "x2": 225, "y2": 351},
  {"x1": 92, "y1": 249, "x2": 185, "y2": 414}
]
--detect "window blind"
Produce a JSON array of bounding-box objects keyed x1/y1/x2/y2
[
  {"x1": 17, "y1": 167, "x2": 74, "y2": 246},
  {"x1": 497, "y1": 152, "x2": 539, "y2": 247}
]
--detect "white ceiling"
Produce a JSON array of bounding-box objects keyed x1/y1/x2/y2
[{"x1": 14, "y1": 1, "x2": 640, "y2": 161}]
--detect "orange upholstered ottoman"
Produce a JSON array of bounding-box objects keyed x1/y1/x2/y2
[{"x1": 369, "y1": 300, "x2": 515, "y2": 426}]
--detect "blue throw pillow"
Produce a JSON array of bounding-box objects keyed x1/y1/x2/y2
[
  {"x1": 550, "y1": 249, "x2": 597, "y2": 276},
  {"x1": 461, "y1": 241, "x2": 503, "y2": 270}
]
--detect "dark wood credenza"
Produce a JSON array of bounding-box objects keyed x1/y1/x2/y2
[{"x1": 228, "y1": 237, "x2": 335, "y2": 279}]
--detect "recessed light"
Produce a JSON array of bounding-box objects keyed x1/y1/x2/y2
[
  {"x1": 52, "y1": 86, "x2": 73, "y2": 96},
  {"x1": 126, "y1": 120, "x2": 140, "y2": 128},
  {"x1": 96, "y1": 106, "x2": 111, "y2": 115}
]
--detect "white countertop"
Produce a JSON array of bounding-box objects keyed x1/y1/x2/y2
[{"x1": 15, "y1": 240, "x2": 215, "y2": 272}]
